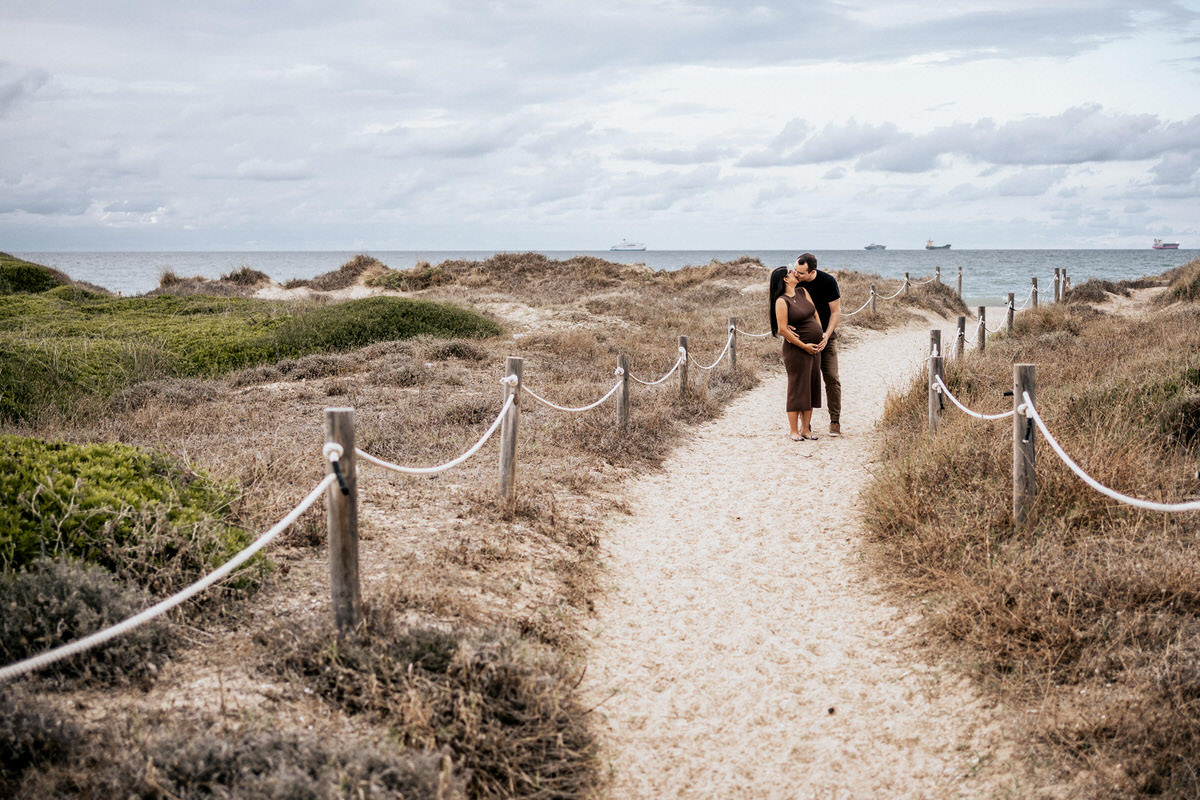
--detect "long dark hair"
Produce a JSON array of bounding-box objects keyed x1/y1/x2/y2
[{"x1": 768, "y1": 265, "x2": 788, "y2": 336}]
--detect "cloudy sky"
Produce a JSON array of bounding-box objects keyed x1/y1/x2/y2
[{"x1": 2, "y1": 1, "x2": 1198, "y2": 251}]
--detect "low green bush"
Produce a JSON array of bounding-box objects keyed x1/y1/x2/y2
[
  {"x1": 0, "y1": 292, "x2": 502, "y2": 421},
  {"x1": 0, "y1": 435, "x2": 257, "y2": 595},
  {"x1": 0, "y1": 253, "x2": 70, "y2": 295}
]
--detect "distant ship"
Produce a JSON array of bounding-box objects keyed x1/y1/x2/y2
[
  {"x1": 610, "y1": 239, "x2": 646, "y2": 251},
  {"x1": 1153, "y1": 238, "x2": 1180, "y2": 250},
  {"x1": 925, "y1": 239, "x2": 951, "y2": 250},
  {"x1": 864, "y1": 243, "x2": 886, "y2": 250}
]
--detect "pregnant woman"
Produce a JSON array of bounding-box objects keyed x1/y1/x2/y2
[{"x1": 768, "y1": 265, "x2": 824, "y2": 441}]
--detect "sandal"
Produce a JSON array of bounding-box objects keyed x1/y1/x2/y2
[
  {"x1": 789, "y1": 433, "x2": 804, "y2": 442},
  {"x1": 802, "y1": 432, "x2": 819, "y2": 441}
]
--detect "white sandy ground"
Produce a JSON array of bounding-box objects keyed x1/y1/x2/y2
[{"x1": 581, "y1": 316, "x2": 1034, "y2": 799}]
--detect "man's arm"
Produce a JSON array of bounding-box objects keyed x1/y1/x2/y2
[{"x1": 824, "y1": 297, "x2": 841, "y2": 339}]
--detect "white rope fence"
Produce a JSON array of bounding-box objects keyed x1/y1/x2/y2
[
  {"x1": 983, "y1": 304, "x2": 1011, "y2": 334},
  {"x1": 0, "y1": 470, "x2": 339, "y2": 683},
  {"x1": 629, "y1": 349, "x2": 686, "y2": 386},
  {"x1": 734, "y1": 326, "x2": 772, "y2": 338},
  {"x1": 1014, "y1": 286, "x2": 1035, "y2": 310},
  {"x1": 1020, "y1": 392, "x2": 1200, "y2": 513},
  {"x1": 689, "y1": 330, "x2": 734, "y2": 371},
  {"x1": 963, "y1": 316, "x2": 984, "y2": 345},
  {"x1": 934, "y1": 374, "x2": 1015, "y2": 420},
  {"x1": 909, "y1": 276, "x2": 938, "y2": 285},
  {"x1": 878, "y1": 282, "x2": 908, "y2": 300},
  {"x1": 522, "y1": 376, "x2": 624, "y2": 412},
  {"x1": 841, "y1": 293, "x2": 875, "y2": 317},
  {"x1": 356, "y1": 393, "x2": 514, "y2": 475}
]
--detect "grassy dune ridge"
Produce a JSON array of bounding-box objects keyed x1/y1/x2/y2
[
  {"x1": 1, "y1": 251, "x2": 964, "y2": 799},
  {"x1": 865, "y1": 257, "x2": 1200, "y2": 797}
]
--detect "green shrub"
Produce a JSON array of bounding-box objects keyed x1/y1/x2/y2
[
  {"x1": 0, "y1": 292, "x2": 502, "y2": 421},
  {"x1": 0, "y1": 558, "x2": 170, "y2": 685},
  {"x1": 0, "y1": 435, "x2": 259, "y2": 595},
  {"x1": 0, "y1": 253, "x2": 70, "y2": 295}
]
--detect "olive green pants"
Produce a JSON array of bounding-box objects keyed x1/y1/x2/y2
[{"x1": 820, "y1": 334, "x2": 840, "y2": 424}]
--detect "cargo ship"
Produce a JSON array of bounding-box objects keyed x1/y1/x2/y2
[
  {"x1": 1153, "y1": 238, "x2": 1180, "y2": 250},
  {"x1": 864, "y1": 243, "x2": 886, "y2": 250},
  {"x1": 925, "y1": 239, "x2": 951, "y2": 250}
]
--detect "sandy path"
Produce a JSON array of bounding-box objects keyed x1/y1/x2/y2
[{"x1": 582, "y1": 321, "x2": 1023, "y2": 799}]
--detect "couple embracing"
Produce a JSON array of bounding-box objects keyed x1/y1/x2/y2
[{"x1": 768, "y1": 253, "x2": 842, "y2": 441}]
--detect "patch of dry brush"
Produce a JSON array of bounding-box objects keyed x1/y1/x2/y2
[{"x1": 865, "y1": 265, "x2": 1200, "y2": 797}]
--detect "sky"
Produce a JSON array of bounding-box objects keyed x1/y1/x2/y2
[{"x1": 1, "y1": 1, "x2": 1199, "y2": 251}]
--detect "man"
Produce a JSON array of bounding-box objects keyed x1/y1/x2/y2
[{"x1": 793, "y1": 253, "x2": 842, "y2": 436}]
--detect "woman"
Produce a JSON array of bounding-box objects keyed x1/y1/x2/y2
[{"x1": 768, "y1": 263, "x2": 824, "y2": 440}]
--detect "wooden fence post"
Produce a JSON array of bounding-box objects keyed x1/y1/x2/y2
[
  {"x1": 1032, "y1": 277, "x2": 1038, "y2": 309},
  {"x1": 928, "y1": 347, "x2": 944, "y2": 439},
  {"x1": 616, "y1": 354, "x2": 629, "y2": 431},
  {"x1": 678, "y1": 335, "x2": 689, "y2": 398},
  {"x1": 956, "y1": 316, "x2": 966, "y2": 360},
  {"x1": 1013, "y1": 364, "x2": 1036, "y2": 530},
  {"x1": 1063, "y1": 270, "x2": 1070, "y2": 295},
  {"x1": 1006, "y1": 292, "x2": 1015, "y2": 332},
  {"x1": 728, "y1": 317, "x2": 738, "y2": 372},
  {"x1": 869, "y1": 284, "x2": 877, "y2": 314},
  {"x1": 977, "y1": 306, "x2": 987, "y2": 352},
  {"x1": 498, "y1": 356, "x2": 523, "y2": 502},
  {"x1": 324, "y1": 407, "x2": 360, "y2": 632},
  {"x1": 935, "y1": 265, "x2": 941, "y2": 284},
  {"x1": 1053, "y1": 268, "x2": 1061, "y2": 303},
  {"x1": 956, "y1": 266, "x2": 963, "y2": 298},
  {"x1": 904, "y1": 272, "x2": 910, "y2": 296}
]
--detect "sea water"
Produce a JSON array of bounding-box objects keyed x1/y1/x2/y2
[{"x1": 15, "y1": 249, "x2": 1198, "y2": 306}]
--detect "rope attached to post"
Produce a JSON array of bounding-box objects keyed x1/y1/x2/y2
[
  {"x1": 628, "y1": 350, "x2": 686, "y2": 386},
  {"x1": 1020, "y1": 392, "x2": 1200, "y2": 513},
  {"x1": 0, "y1": 470, "x2": 339, "y2": 683},
  {"x1": 934, "y1": 375, "x2": 1016, "y2": 420},
  {"x1": 356, "y1": 392, "x2": 514, "y2": 476}
]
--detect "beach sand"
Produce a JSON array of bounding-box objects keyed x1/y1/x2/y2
[{"x1": 580, "y1": 319, "x2": 1029, "y2": 798}]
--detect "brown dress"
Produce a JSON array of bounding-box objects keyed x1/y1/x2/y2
[{"x1": 780, "y1": 291, "x2": 824, "y2": 412}]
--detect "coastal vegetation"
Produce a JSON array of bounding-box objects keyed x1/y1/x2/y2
[
  {"x1": 865, "y1": 257, "x2": 1200, "y2": 797},
  {"x1": 0, "y1": 251, "x2": 962, "y2": 798},
  {"x1": 0, "y1": 289, "x2": 501, "y2": 422}
]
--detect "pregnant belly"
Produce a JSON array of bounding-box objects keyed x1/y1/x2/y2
[{"x1": 792, "y1": 319, "x2": 823, "y2": 344}]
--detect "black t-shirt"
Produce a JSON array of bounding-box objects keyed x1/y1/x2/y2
[{"x1": 803, "y1": 270, "x2": 841, "y2": 331}]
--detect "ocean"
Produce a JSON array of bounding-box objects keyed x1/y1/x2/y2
[{"x1": 14, "y1": 249, "x2": 1198, "y2": 306}]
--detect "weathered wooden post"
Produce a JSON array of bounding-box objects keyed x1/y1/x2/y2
[
  {"x1": 324, "y1": 407, "x2": 361, "y2": 631},
  {"x1": 678, "y1": 335, "x2": 689, "y2": 399},
  {"x1": 930, "y1": 328, "x2": 941, "y2": 358},
  {"x1": 1031, "y1": 277, "x2": 1038, "y2": 309},
  {"x1": 928, "y1": 344, "x2": 944, "y2": 439},
  {"x1": 1013, "y1": 364, "x2": 1036, "y2": 529},
  {"x1": 728, "y1": 317, "x2": 738, "y2": 372},
  {"x1": 1063, "y1": 270, "x2": 1070, "y2": 295},
  {"x1": 498, "y1": 356, "x2": 523, "y2": 501},
  {"x1": 616, "y1": 354, "x2": 630, "y2": 431},
  {"x1": 956, "y1": 316, "x2": 966, "y2": 360},
  {"x1": 869, "y1": 284, "x2": 877, "y2": 314},
  {"x1": 904, "y1": 272, "x2": 911, "y2": 296},
  {"x1": 1006, "y1": 292, "x2": 1015, "y2": 332},
  {"x1": 1053, "y1": 268, "x2": 1061, "y2": 303},
  {"x1": 956, "y1": 266, "x2": 963, "y2": 298},
  {"x1": 935, "y1": 265, "x2": 942, "y2": 284},
  {"x1": 978, "y1": 306, "x2": 987, "y2": 352}
]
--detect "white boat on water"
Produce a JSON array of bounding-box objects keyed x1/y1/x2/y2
[
  {"x1": 610, "y1": 240, "x2": 646, "y2": 251},
  {"x1": 864, "y1": 243, "x2": 886, "y2": 250}
]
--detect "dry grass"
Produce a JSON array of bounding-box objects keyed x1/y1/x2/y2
[
  {"x1": 864, "y1": 287, "x2": 1200, "y2": 797},
  {"x1": 3, "y1": 252, "x2": 949, "y2": 798}
]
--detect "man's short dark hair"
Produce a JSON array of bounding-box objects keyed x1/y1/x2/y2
[{"x1": 798, "y1": 253, "x2": 818, "y2": 270}]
